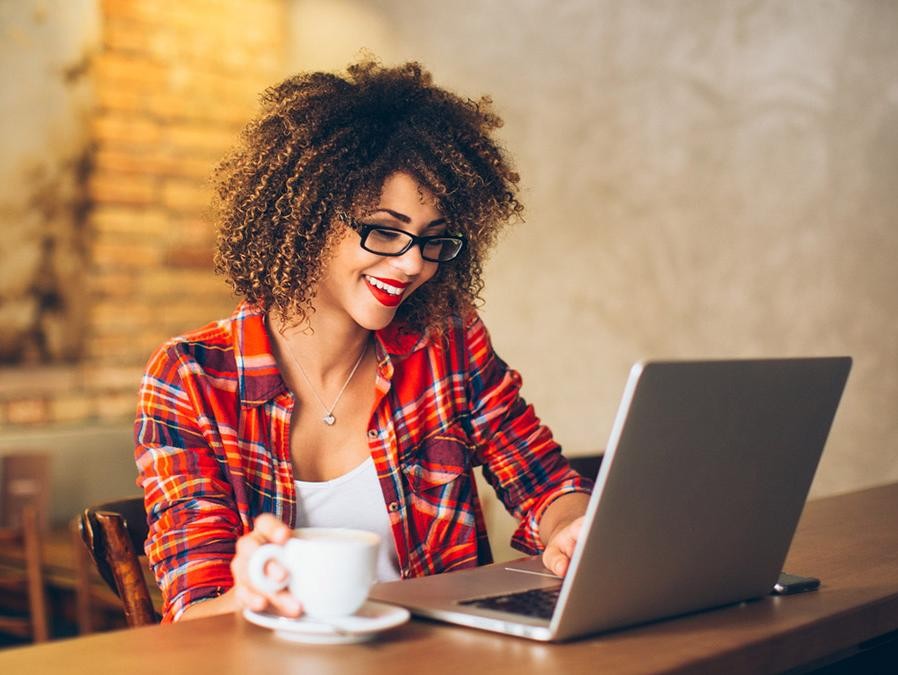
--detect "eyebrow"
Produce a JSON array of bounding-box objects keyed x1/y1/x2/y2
[{"x1": 369, "y1": 208, "x2": 447, "y2": 228}]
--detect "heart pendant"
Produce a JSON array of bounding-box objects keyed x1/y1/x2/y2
[{"x1": 323, "y1": 414, "x2": 336, "y2": 426}]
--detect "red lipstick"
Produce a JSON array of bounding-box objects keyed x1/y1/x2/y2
[{"x1": 364, "y1": 276, "x2": 409, "y2": 307}]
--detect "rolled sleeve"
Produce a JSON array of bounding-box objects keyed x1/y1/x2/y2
[
  {"x1": 462, "y1": 316, "x2": 593, "y2": 555},
  {"x1": 135, "y1": 343, "x2": 241, "y2": 622}
]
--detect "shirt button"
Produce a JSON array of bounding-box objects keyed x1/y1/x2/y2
[
  {"x1": 367, "y1": 429, "x2": 379, "y2": 439},
  {"x1": 388, "y1": 502, "x2": 400, "y2": 512}
]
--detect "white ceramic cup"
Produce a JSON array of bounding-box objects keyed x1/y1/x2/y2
[{"x1": 248, "y1": 528, "x2": 380, "y2": 619}]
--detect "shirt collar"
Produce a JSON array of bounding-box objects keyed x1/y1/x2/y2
[
  {"x1": 233, "y1": 302, "x2": 430, "y2": 408},
  {"x1": 233, "y1": 302, "x2": 289, "y2": 408},
  {"x1": 375, "y1": 319, "x2": 429, "y2": 358}
]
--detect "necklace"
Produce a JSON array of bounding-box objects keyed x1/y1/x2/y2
[{"x1": 284, "y1": 339, "x2": 369, "y2": 426}]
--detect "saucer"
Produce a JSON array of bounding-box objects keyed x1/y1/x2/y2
[{"x1": 243, "y1": 601, "x2": 410, "y2": 645}]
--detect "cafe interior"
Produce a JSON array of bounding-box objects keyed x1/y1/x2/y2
[{"x1": 1, "y1": 0, "x2": 897, "y2": 671}]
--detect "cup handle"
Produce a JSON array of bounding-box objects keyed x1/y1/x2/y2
[{"x1": 248, "y1": 543, "x2": 290, "y2": 594}]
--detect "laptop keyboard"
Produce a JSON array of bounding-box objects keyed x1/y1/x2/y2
[{"x1": 459, "y1": 586, "x2": 561, "y2": 619}]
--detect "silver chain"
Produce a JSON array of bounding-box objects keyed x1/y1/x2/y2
[{"x1": 283, "y1": 339, "x2": 368, "y2": 426}]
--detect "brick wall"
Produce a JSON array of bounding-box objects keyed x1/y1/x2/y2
[{"x1": 0, "y1": 0, "x2": 287, "y2": 430}]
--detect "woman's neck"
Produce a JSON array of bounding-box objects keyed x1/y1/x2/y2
[{"x1": 267, "y1": 310, "x2": 372, "y2": 385}]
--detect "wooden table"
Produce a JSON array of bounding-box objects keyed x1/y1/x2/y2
[{"x1": 2, "y1": 483, "x2": 898, "y2": 674}]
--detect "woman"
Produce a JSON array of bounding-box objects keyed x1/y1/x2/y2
[{"x1": 135, "y1": 60, "x2": 592, "y2": 623}]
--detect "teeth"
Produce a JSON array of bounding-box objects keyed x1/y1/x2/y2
[{"x1": 365, "y1": 276, "x2": 403, "y2": 296}]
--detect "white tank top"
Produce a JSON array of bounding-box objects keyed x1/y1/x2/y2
[{"x1": 294, "y1": 457, "x2": 400, "y2": 581}]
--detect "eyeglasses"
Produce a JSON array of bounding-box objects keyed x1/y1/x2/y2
[{"x1": 350, "y1": 221, "x2": 466, "y2": 262}]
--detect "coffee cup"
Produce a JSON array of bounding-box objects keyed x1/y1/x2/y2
[{"x1": 248, "y1": 527, "x2": 380, "y2": 619}]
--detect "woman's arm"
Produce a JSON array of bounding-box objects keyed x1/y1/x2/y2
[
  {"x1": 178, "y1": 589, "x2": 238, "y2": 621},
  {"x1": 136, "y1": 342, "x2": 243, "y2": 622},
  {"x1": 462, "y1": 315, "x2": 593, "y2": 556}
]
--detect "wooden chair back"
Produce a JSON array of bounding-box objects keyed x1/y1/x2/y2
[
  {"x1": 0, "y1": 453, "x2": 51, "y2": 530},
  {"x1": 0, "y1": 453, "x2": 51, "y2": 642},
  {"x1": 79, "y1": 497, "x2": 159, "y2": 627}
]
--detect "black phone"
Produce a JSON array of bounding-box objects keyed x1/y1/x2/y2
[{"x1": 772, "y1": 572, "x2": 821, "y2": 595}]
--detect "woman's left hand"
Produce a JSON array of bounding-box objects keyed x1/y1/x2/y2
[{"x1": 541, "y1": 515, "x2": 586, "y2": 577}]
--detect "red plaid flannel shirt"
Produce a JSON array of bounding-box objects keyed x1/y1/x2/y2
[{"x1": 135, "y1": 302, "x2": 592, "y2": 622}]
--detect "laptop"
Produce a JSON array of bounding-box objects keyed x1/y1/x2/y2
[{"x1": 370, "y1": 357, "x2": 852, "y2": 641}]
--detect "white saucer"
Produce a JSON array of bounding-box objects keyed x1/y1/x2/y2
[{"x1": 243, "y1": 601, "x2": 410, "y2": 645}]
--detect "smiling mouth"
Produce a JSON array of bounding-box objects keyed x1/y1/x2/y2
[
  {"x1": 365, "y1": 275, "x2": 405, "y2": 296},
  {"x1": 364, "y1": 275, "x2": 408, "y2": 307}
]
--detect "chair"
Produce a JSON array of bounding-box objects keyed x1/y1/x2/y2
[
  {"x1": 79, "y1": 497, "x2": 159, "y2": 627},
  {"x1": 0, "y1": 453, "x2": 51, "y2": 642},
  {"x1": 567, "y1": 453, "x2": 603, "y2": 480}
]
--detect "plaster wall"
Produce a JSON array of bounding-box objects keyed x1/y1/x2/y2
[{"x1": 288, "y1": 0, "x2": 898, "y2": 558}]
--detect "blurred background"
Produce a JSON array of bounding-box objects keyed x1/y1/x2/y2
[{"x1": 1, "y1": 0, "x2": 896, "y2": 567}]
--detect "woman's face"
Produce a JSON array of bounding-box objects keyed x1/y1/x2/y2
[{"x1": 313, "y1": 172, "x2": 444, "y2": 332}]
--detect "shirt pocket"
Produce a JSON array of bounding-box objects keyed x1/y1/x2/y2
[
  {"x1": 402, "y1": 424, "x2": 472, "y2": 492},
  {"x1": 401, "y1": 424, "x2": 480, "y2": 574}
]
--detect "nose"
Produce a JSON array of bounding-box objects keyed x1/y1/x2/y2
[{"x1": 389, "y1": 242, "x2": 428, "y2": 277}]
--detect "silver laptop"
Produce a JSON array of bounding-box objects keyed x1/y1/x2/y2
[{"x1": 370, "y1": 357, "x2": 852, "y2": 641}]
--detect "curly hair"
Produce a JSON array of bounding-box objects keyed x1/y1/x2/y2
[{"x1": 213, "y1": 59, "x2": 523, "y2": 334}]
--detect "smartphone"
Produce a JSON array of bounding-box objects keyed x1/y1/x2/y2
[{"x1": 772, "y1": 572, "x2": 821, "y2": 595}]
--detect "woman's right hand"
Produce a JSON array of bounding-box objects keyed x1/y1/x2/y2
[{"x1": 230, "y1": 514, "x2": 302, "y2": 617}]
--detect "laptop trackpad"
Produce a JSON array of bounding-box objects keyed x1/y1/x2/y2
[
  {"x1": 503, "y1": 555, "x2": 560, "y2": 579},
  {"x1": 369, "y1": 555, "x2": 560, "y2": 608}
]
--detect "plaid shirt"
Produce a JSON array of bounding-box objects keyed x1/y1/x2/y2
[{"x1": 135, "y1": 302, "x2": 591, "y2": 622}]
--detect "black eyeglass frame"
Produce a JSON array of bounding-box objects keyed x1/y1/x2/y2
[{"x1": 349, "y1": 220, "x2": 467, "y2": 263}]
